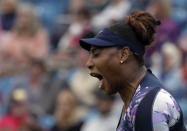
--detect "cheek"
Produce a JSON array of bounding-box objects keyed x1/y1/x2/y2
[
  {"x1": 95, "y1": 55, "x2": 120, "y2": 75},
  {"x1": 102, "y1": 60, "x2": 120, "y2": 78}
]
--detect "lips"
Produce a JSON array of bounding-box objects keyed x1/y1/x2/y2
[{"x1": 90, "y1": 73, "x2": 103, "y2": 81}]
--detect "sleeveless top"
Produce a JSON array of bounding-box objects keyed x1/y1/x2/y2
[{"x1": 117, "y1": 69, "x2": 186, "y2": 131}]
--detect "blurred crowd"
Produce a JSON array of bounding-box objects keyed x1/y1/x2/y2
[{"x1": 0, "y1": 0, "x2": 187, "y2": 130}]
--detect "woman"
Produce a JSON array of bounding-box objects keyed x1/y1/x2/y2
[
  {"x1": 51, "y1": 89, "x2": 83, "y2": 131},
  {"x1": 0, "y1": 3, "x2": 49, "y2": 64},
  {"x1": 79, "y1": 11, "x2": 186, "y2": 131},
  {"x1": 0, "y1": 89, "x2": 31, "y2": 131},
  {"x1": 145, "y1": 0, "x2": 180, "y2": 60}
]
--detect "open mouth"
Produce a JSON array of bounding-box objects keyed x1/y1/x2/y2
[
  {"x1": 90, "y1": 73, "x2": 104, "y2": 88},
  {"x1": 90, "y1": 73, "x2": 103, "y2": 80}
]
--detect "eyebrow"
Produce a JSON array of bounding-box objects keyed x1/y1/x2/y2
[{"x1": 90, "y1": 47, "x2": 101, "y2": 54}]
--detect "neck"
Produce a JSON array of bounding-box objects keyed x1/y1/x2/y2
[{"x1": 118, "y1": 66, "x2": 146, "y2": 107}]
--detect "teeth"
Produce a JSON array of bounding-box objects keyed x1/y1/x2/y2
[
  {"x1": 90, "y1": 73, "x2": 103, "y2": 81},
  {"x1": 99, "y1": 82, "x2": 102, "y2": 88},
  {"x1": 99, "y1": 80, "x2": 103, "y2": 88}
]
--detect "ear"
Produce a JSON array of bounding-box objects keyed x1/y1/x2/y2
[{"x1": 119, "y1": 47, "x2": 131, "y2": 64}]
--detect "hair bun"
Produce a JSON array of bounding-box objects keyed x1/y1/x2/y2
[{"x1": 126, "y1": 11, "x2": 160, "y2": 46}]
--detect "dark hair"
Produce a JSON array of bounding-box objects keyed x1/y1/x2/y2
[
  {"x1": 109, "y1": 11, "x2": 160, "y2": 65},
  {"x1": 20, "y1": 123, "x2": 44, "y2": 131},
  {"x1": 30, "y1": 58, "x2": 46, "y2": 71}
]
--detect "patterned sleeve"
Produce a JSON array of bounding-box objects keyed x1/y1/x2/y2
[{"x1": 152, "y1": 89, "x2": 181, "y2": 131}]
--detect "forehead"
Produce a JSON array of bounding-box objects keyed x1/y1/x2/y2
[
  {"x1": 90, "y1": 46, "x2": 104, "y2": 52},
  {"x1": 90, "y1": 46, "x2": 117, "y2": 52}
]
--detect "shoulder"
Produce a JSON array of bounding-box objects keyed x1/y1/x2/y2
[{"x1": 152, "y1": 89, "x2": 181, "y2": 128}]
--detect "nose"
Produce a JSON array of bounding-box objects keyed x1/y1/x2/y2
[{"x1": 86, "y1": 56, "x2": 94, "y2": 70}]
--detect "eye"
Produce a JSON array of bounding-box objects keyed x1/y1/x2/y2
[
  {"x1": 93, "y1": 49, "x2": 102, "y2": 58},
  {"x1": 90, "y1": 47, "x2": 101, "y2": 58},
  {"x1": 93, "y1": 52, "x2": 99, "y2": 58}
]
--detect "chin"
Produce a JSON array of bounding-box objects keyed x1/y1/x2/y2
[
  {"x1": 105, "y1": 91, "x2": 117, "y2": 95},
  {"x1": 103, "y1": 89, "x2": 114, "y2": 95},
  {"x1": 102, "y1": 82, "x2": 118, "y2": 95}
]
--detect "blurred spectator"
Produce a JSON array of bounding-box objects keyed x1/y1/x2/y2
[
  {"x1": 0, "y1": 58, "x2": 67, "y2": 129},
  {"x1": 151, "y1": 42, "x2": 187, "y2": 124},
  {"x1": 179, "y1": 29, "x2": 187, "y2": 53},
  {"x1": 147, "y1": 0, "x2": 172, "y2": 19},
  {"x1": 58, "y1": 8, "x2": 92, "y2": 51},
  {"x1": 149, "y1": 52, "x2": 162, "y2": 78},
  {"x1": 68, "y1": 48, "x2": 98, "y2": 109},
  {"x1": 179, "y1": 30, "x2": 187, "y2": 86},
  {"x1": 50, "y1": 16, "x2": 71, "y2": 51},
  {"x1": 0, "y1": 0, "x2": 17, "y2": 31},
  {"x1": 128, "y1": 0, "x2": 153, "y2": 13},
  {"x1": 146, "y1": 0, "x2": 181, "y2": 60},
  {"x1": 11, "y1": 59, "x2": 49, "y2": 116},
  {"x1": 81, "y1": 90, "x2": 118, "y2": 131},
  {"x1": 171, "y1": 0, "x2": 187, "y2": 26},
  {"x1": 0, "y1": 22, "x2": 2, "y2": 36},
  {"x1": 84, "y1": 0, "x2": 110, "y2": 14},
  {"x1": 0, "y1": 89, "x2": 32, "y2": 131},
  {"x1": 152, "y1": 42, "x2": 185, "y2": 99},
  {"x1": 91, "y1": 0, "x2": 130, "y2": 31},
  {"x1": 0, "y1": 3, "x2": 49, "y2": 64},
  {"x1": 20, "y1": 0, "x2": 69, "y2": 33},
  {"x1": 0, "y1": 90, "x2": 3, "y2": 116},
  {"x1": 69, "y1": 0, "x2": 85, "y2": 14},
  {"x1": 182, "y1": 55, "x2": 187, "y2": 87},
  {"x1": 50, "y1": 89, "x2": 84, "y2": 131}
]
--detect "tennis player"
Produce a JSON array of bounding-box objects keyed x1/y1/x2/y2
[{"x1": 79, "y1": 11, "x2": 186, "y2": 131}]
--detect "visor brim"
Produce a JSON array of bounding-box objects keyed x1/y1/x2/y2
[{"x1": 79, "y1": 38, "x2": 116, "y2": 51}]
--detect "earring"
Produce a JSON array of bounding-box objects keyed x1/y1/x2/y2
[{"x1": 120, "y1": 60, "x2": 124, "y2": 64}]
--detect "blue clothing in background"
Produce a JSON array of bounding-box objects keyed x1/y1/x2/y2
[
  {"x1": 0, "y1": 13, "x2": 16, "y2": 31},
  {"x1": 20, "y1": 0, "x2": 69, "y2": 33}
]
